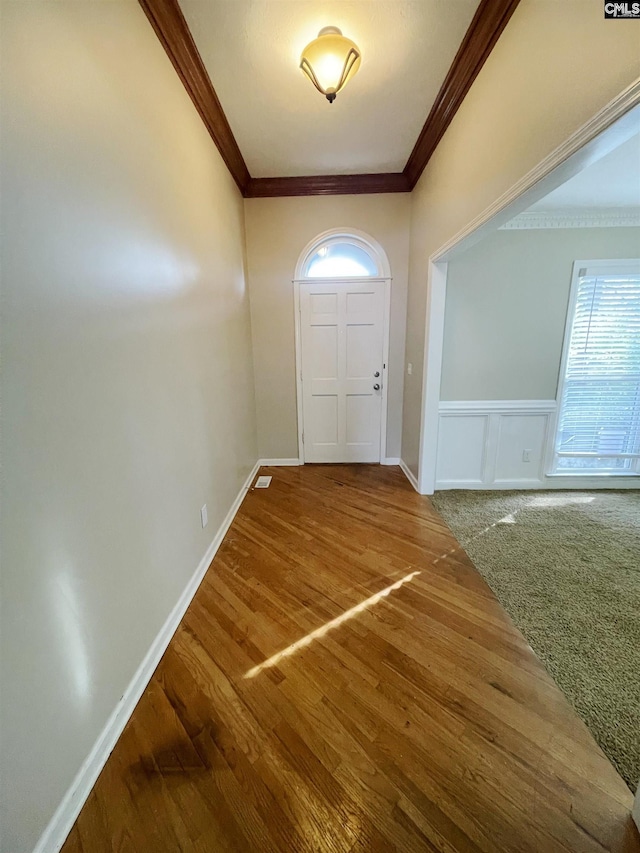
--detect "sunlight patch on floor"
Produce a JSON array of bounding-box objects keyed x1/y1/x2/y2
[
  {"x1": 470, "y1": 508, "x2": 523, "y2": 542},
  {"x1": 527, "y1": 495, "x2": 596, "y2": 508},
  {"x1": 244, "y1": 570, "x2": 421, "y2": 679}
]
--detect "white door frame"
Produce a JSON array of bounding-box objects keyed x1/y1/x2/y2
[
  {"x1": 293, "y1": 276, "x2": 392, "y2": 465},
  {"x1": 294, "y1": 228, "x2": 393, "y2": 465},
  {"x1": 417, "y1": 77, "x2": 640, "y2": 495}
]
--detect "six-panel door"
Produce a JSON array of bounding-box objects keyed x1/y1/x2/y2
[{"x1": 300, "y1": 281, "x2": 385, "y2": 463}]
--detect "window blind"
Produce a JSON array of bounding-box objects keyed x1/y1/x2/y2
[{"x1": 554, "y1": 263, "x2": 640, "y2": 473}]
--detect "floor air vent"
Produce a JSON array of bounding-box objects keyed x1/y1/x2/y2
[{"x1": 254, "y1": 475, "x2": 272, "y2": 489}]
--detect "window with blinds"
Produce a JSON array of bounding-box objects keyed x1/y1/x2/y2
[{"x1": 552, "y1": 260, "x2": 640, "y2": 475}]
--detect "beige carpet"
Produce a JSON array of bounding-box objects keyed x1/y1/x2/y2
[{"x1": 430, "y1": 489, "x2": 640, "y2": 791}]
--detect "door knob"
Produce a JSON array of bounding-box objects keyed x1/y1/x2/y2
[
  {"x1": 374, "y1": 371, "x2": 380, "y2": 377},
  {"x1": 373, "y1": 383, "x2": 381, "y2": 391}
]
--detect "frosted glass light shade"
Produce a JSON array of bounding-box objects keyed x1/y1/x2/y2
[{"x1": 300, "y1": 27, "x2": 361, "y2": 103}]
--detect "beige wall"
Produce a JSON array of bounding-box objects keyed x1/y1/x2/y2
[
  {"x1": 442, "y1": 226, "x2": 640, "y2": 400},
  {"x1": 244, "y1": 194, "x2": 411, "y2": 460},
  {"x1": 0, "y1": 3, "x2": 257, "y2": 851},
  {"x1": 402, "y1": 0, "x2": 640, "y2": 476}
]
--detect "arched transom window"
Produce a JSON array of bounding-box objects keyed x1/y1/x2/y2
[
  {"x1": 304, "y1": 240, "x2": 379, "y2": 277},
  {"x1": 298, "y1": 232, "x2": 387, "y2": 279}
]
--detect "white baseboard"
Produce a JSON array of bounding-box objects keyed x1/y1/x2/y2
[
  {"x1": 436, "y1": 476, "x2": 640, "y2": 490},
  {"x1": 400, "y1": 459, "x2": 420, "y2": 493},
  {"x1": 33, "y1": 460, "x2": 261, "y2": 853},
  {"x1": 437, "y1": 479, "x2": 537, "y2": 490},
  {"x1": 258, "y1": 458, "x2": 406, "y2": 469}
]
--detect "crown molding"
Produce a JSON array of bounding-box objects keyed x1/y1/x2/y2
[
  {"x1": 403, "y1": 0, "x2": 522, "y2": 190},
  {"x1": 500, "y1": 207, "x2": 640, "y2": 230},
  {"x1": 245, "y1": 173, "x2": 410, "y2": 198},
  {"x1": 139, "y1": 0, "x2": 521, "y2": 198},
  {"x1": 138, "y1": 0, "x2": 250, "y2": 193}
]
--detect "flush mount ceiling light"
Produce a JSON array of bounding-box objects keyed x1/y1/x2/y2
[{"x1": 299, "y1": 26, "x2": 361, "y2": 104}]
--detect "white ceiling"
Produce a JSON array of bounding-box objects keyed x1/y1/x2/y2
[
  {"x1": 180, "y1": 0, "x2": 481, "y2": 177},
  {"x1": 529, "y1": 133, "x2": 640, "y2": 211}
]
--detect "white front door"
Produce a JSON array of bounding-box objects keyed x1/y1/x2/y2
[{"x1": 300, "y1": 280, "x2": 385, "y2": 463}]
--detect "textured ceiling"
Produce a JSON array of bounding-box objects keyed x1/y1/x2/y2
[
  {"x1": 179, "y1": 0, "x2": 481, "y2": 177},
  {"x1": 530, "y1": 133, "x2": 640, "y2": 211}
]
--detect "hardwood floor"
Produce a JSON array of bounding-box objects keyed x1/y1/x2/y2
[{"x1": 62, "y1": 465, "x2": 638, "y2": 853}]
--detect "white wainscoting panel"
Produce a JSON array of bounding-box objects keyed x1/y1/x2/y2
[
  {"x1": 436, "y1": 401, "x2": 555, "y2": 489},
  {"x1": 436, "y1": 414, "x2": 489, "y2": 485},
  {"x1": 437, "y1": 400, "x2": 640, "y2": 489},
  {"x1": 494, "y1": 414, "x2": 549, "y2": 484}
]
